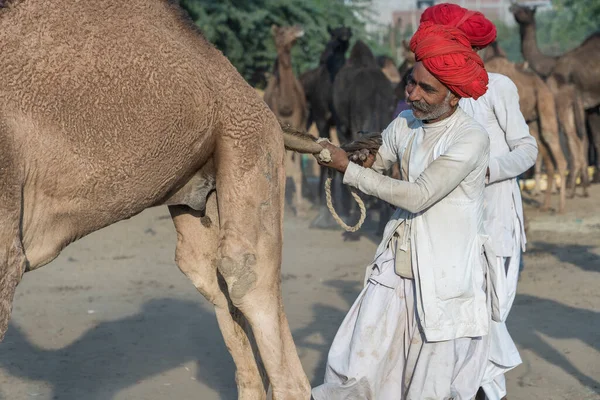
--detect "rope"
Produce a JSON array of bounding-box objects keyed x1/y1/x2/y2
[{"x1": 316, "y1": 138, "x2": 367, "y2": 232}]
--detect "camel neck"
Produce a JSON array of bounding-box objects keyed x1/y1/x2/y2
[
  {"x1": 519, "y1": 21, "x2": 557, "y2": 77},
  {"x1": 276, "y1": 49, "x2": 296, "y2": 107}
]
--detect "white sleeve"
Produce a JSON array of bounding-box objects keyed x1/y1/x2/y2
[
  {"x1": 488, "y1": 76, "x2": 538, "y2": 183},
  {"x1": 343, "y1": 129, "x2": 490, "y2": 213}
]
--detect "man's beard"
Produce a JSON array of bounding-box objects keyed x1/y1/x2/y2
[{"x1": 408, "y1": 92, "x2": 453, "y2": 121}]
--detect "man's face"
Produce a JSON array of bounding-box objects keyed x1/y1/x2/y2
[{"x1": 405, "y1": 62, "x2": 459, "y2": 122}]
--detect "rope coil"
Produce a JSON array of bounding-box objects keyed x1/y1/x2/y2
[{"x1": 316, "y1": 138, "x2": 367, "y2": 233}]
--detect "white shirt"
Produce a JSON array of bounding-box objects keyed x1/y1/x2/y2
[
  {"x1": 460, "y1": 73, "x2": 538, "y2": 256},
  {"x1": 343, "y1": 107, "x2": 491, "y2": 341}
]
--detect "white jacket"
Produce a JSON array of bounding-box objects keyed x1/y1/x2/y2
[
  {"x1": 343, "y1": 108, "x2": 491, "y2": 342},
  {"x1": 460, "y1": 73, "x2": 538, "y2": 257}
]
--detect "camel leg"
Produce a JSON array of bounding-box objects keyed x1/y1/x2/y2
[
  {"x1": 170, "y1": 198, "x2": 268, "y2": 400},
  {"x1": 573, "y1": 92, "x2": 591, "y2": 196},
  {"x1": 588, "y1": 110, "x2": 600, "y2": 183},
  {"x1": 0, "y1": 143, "x2": 27, "y2": 339},
  {"x1": 556, "y1": 91, "x2": 585, "y2": 199},
  {"x1": 214, "y1": 122, "x2": 310, "y2": 399},
  {"x1": 288, "y1": 151, "x2": 309, "y2": 217},
  {"x1": 538, "y1": 89, "x2": 568, "y2": 213},
  {"x1": 532, "y1": 150, "x2": 544, "y2": 196},
  {"x1": 529, "y1": 121, "x2": 554, "y2": 211}
]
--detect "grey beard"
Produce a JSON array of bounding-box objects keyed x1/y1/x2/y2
[{"x1": 409, "y1": 91, "x2": 453, "y2": 121}]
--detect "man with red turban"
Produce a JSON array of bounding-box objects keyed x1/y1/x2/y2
[
  {"x1": 312, "y1": 22, "x2": 494, "y2": 400},
  {"x1": 422, "y1": 5, "x2": 538, "y2": 400}
]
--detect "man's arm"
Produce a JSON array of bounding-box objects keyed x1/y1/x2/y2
[
  {"x1": 343, "y1": 130, "x2": 489, "y2": 214},
  {"x1": 488, "y1": 76, "x2": 538, "y2": 183}
]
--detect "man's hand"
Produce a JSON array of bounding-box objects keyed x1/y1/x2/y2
[
  {"x1": 316, "y1": 141, "x2": 350, "y2": 173},
  {"x1": 349, "y1": 149, "x2": 376, "y2": 169}
]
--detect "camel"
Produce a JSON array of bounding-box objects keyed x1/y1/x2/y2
[
  {"x1": 0, "y1": 1, "x2": 337, "y2": 398},
  {"x1": 376, "y1": 55, "x2": 401, "y2": 86},
  {"x1": 299, "y1": 26, "x2": 352, "y2": 229},
  {"x1": 483, "y1": 42, "x2": 568, "y2": 213},
  {"x1": 264, "y1": 25, "x2": 309, "y2": 216},
  {"x1": 332, "y1": 40, "x2": 396, "y2": 238},
  {"x1": 511, "y1": 3, "x2": 599, "y2": 189}
]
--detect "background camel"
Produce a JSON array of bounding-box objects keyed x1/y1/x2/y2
[
  {"x1": 511, "y1": 4, "x2": 599, "y2": 189},
  {"x1": 332, "y1": 40, "x2": 396, "y2": 238},
  {"x1": 0, "y1": 1, "x2": 338, "y2": 398},
  {"x1": 483, "y1": 42, "x2": 568, "y2": 213},
  {"x1": 376, "y1": 55, "x2": 401, "y2": 87},
  {"x1": 300, "y1": 26, "x2": 352, "y2": 229},
  {"x1": 264, "y1": 25, "x2": 309, "y2": 216}
]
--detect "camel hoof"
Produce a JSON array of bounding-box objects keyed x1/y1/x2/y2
[
  {"x1": 540, "y1": 205, "x2": 551, "y2": 212},
  {"x1": 310, "y1": 207, "x2": 341, "y2": 230}
]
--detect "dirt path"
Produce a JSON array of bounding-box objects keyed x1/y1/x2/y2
[{"x1": 0, "y1": 186, "x2": 598, "y2": 400}]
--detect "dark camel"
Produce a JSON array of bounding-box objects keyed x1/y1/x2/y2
[
  {"x1": 300, "y1": 26, "x2": 352, "y2": 229},
  {"x1": 0, "y1": 1, "x2": 337, "y2": 398},
  {"x1": 264, "y1": 25, "x2": 309, "y2": 216}
]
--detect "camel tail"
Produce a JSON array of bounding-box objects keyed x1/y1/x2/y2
[{"x1": 280, "y1": 122, "x2": 325, "y2": 155}]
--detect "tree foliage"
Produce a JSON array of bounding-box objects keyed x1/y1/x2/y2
[{"x1": 179, "y1": 0, "x2": 385, "y2": 87}]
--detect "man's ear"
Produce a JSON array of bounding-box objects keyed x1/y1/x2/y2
[{"x1": 449, "y1": 92, "x2": 460, "y2": 108}]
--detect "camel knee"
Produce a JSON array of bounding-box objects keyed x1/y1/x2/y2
[
  {"x1": 216, "y1": 253, "x2": 259, "y2": 307},
  {"x1": 174, "y1": 247, "x2": 223, "y2": 305}
]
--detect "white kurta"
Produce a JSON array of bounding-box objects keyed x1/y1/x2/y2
[
  {"x1": 460, "y1": 73, "x2": 538, "y2": 399},
  {"x1": 312, "y1": 108, "x2": 492, "y2": 399}
]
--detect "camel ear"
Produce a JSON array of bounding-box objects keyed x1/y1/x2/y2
[
  {"x1": 271, "y1": 24, "x2": 278, "y2": 35},
  {"x1": 327, "y1": 26, "x2": 333, "y2": 35},
  {"x1": 402, "y1": 39, "x2": 409, "y2": 50}
]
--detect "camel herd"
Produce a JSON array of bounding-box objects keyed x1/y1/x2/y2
[
  {"x1": 264, "y1": 3, "x2": 600, "y2": 220},
  {"x1": 0, "y1": 1, "x2": 598, "y2": 399}
]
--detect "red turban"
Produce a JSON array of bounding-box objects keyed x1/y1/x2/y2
[
  {"x1": 420, "y1": 3, "x2": 497, "y2": 48},
  {"x1": 409, "y1": 22, "x2": 488, "y2": 99}
]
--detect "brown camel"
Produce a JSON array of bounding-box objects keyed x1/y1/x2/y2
[
  {"x1": 264, "y1": 25, "x2": 309, "y2": 216},
  {"x1": 483, "y1": 43, "x2": 568, "y2": 213},
  {"x1": 377, "y1": 55, "x2": 401, "y2": 86},
  {"x1": 0, "y1": 1, "x2": 337, "y2": 398},
  {"x1": 511, "y1": 4, "x2": 599, "y2": 190}
]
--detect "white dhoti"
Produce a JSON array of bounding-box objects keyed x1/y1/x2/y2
[
  {"x1": 480, "y1": 224, "x2": 523, "y2": 400},
  {"x1": 312, "y1": 248, "x2": 489, "y2": 400}
]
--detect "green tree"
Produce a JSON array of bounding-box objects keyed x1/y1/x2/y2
[{"x1": 179, "y1": 0, "x2": 384, "y2": 87}]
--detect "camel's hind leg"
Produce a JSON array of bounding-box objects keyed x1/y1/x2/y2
[
  {"x1": 285, "y1": 150, "x2": 307, "y2": 217},
  {"x1": 528, "y1": 121, "x2": 554, "y2": 211},
  {"x1": 556, "y1": 91, "x2": 586, "y2": 198},
  {"x1": 214, "y1": 120, "x2": 310, "y2": 399},
  {"x1": 0, "y1": 130, "x2": 27, "y2": 339},
  {"x1": 170, "y1": 196, "x2": 268, "y2": 400}
]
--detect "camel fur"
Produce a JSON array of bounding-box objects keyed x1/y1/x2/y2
[{"x1": 0, "y1": 1, "x2": 336, "y2": 398}]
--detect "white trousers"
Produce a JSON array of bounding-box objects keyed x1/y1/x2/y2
[
  {"x1": 480, "y1": 227, "x2": 523, "y2": 400},
  {"x1": 312, "y1": 249, "x2": 489, "y2": 400}
]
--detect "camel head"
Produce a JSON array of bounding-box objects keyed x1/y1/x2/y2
[
  {"x1": 401, "y1": 39, "x2": 416, "y2": 64},
  {"x1": 510, "y1": 3, "x2": 537, "y2": 25},
  {"x1": 327, "y1": 26, "x2": 353, "y2": 44},
  {"x1": 271, "y1": 25, "x2": 304, "y2": 52},
  {"x1": 321, "y1": 26, "x2": 352, "y2": 58}
]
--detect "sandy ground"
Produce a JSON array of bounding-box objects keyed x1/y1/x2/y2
[{"x1": 0, "y1": 184, "x2": 598, "y2": 400}]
